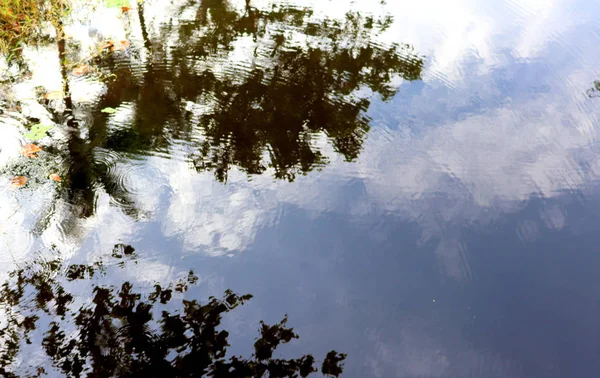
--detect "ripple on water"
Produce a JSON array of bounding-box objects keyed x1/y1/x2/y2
[
  {"x1": 0, "y1": 116, "x2": 26, "y2": 166},
  {"x1": 215, "y1": 59, "x2": 256, "y2": 83},
  {"x1": 0, "y1": 182, "x2": 52, "y2": 264},
  {"x1": 93, "y1": 148, "x2": 168, "y2": 217},
  {"x1": 124, "y1": 165, "x2": 168, "y2": 217},
  {"x1": 69, "y1": 74, "x2": 107, "y2": 107}
]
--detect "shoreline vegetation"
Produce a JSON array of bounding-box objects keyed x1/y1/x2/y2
[{"x1": 0, "y1": 0, "x2": 67, "y2": 56}]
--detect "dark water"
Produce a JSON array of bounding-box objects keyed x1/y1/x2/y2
[{"x1": 2, "y1": 0, "x2": 600, "y2": 376}]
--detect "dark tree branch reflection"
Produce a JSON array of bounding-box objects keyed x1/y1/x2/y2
[
  {"x1": 93, "y1": 0, "x2": 424, "y2": 182},
  {"x1": 0, "y1": 247, "x2": 346, "y2": 377},
  {"x1": 2, "y1": 0, "x2": 424, "y2": 234}
]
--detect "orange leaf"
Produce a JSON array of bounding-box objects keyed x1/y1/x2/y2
[
  {"x1": 49, "y1": 174, "x2": 62, "y2": 182},
  {"x1": 10, "y1": 176, "x2": 27, "y2": 188},
  {"x1": 102, "y1": 40, "x2": 115, "y2": 50},
  {"x1": 113, "y1": 40, "x2": 130, "y2": 51},
  {"x1": 20, "y1": 143, "x2": 42, "y2": 158},
  {"x1": 72, "y1": 64, "x2": 89, "y2": 76},
  {"x1": 121, "y1": 6, "x2": 131, "y2": 12}
]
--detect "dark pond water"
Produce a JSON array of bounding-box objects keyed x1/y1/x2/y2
[{"x1": 2, "y1": 0, "x2": 600, "y2": 376}]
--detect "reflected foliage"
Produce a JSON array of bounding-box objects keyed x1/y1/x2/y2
[
  {"x1": 587, "y1": 80, "x2": 600, "y2": 98},
  {"x1": 1, "y1": 0, "x2": 424, "y2": 232},
  {"x1": 94, "y1": 0, "x2": 424, "y2": 181},
  {"x1": 0, "y1": 0, "x2": 66, "y2": 55},
  {"x1": 0, "y1": 247, "x2": 345, "y2": 377}
]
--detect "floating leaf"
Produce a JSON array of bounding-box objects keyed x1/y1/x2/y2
[
  {"x1": 105, "y1": 0, "x2": 129, "y2": 7},
  {"x1": 101, "y1": 107, "x2": 117, "y2": 114},
  {"x1": 101, "y1": 39, "x2": 129, "y2": 52},
  {"x1": 72, "y1": 64, "x2": 89, "y2": 76},
  {"x1": 20, "y1": 143, "x2": 43, "y2": 158},
  {"x1": 121, "y1": 6, "x2": 131, "y2": 12},
  {"x1": 101, "y1": 40, "x2": 115, "y2": 50},
  {"x1": 114, "y1": 40, "x2": 130, "y2": 51},
  {"x1": 10, "y1": 176, "x2": 27, "y2": 188},
  {"x1": 24, "y1": 124, "x2": 54, "y2": 141},
  {"x1": 49, "y1": 174, "x2": 62, "y2": 182}
]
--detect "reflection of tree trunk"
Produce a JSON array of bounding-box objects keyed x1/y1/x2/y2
[
  {"x1": 137, "y1": 1, "x2": 152, "y2": 50},
  {"x1": 56, "y1": 21, "x2": 73, "y2": 112},
  {"x1": 56, "y1": 21, "x2": 95, "y2": 218}
]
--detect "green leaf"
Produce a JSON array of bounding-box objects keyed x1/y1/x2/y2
[
  {"x1": 101, "y1": 107, "x2": 117, "y2": 114},
  {"x1": 104, "y1": 0, "x2": 129, "y2": 8},
  {"x1": 24, "y1": 124, "x2": 54, "y2": 141}
]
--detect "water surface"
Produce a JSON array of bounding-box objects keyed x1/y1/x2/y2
[{"x1": 2, "y1": 0, "x2": 600, "y2": 376}]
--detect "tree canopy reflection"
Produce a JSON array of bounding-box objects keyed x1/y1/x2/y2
[
  {"x1": 1, "y1": 0, "x2": 424, "y2": 234},
  {"x1": 0, "y1": 245, "x2": 345, "y2": 377},
  {"x1": 95, "y1": 0, "x2": 424, "y2": 181}
]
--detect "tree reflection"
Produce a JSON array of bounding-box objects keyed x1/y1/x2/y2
[
  {"x1": 0, "y1": 246, "x2": 345, "y2": 377},
  {"x1": 2, "y1": 0, "x2": 424, "y2": 231},
  {"x1": 92, "y1": 0, "x2": 424, "y2": 181},
  {"x1": 587, "y1": 80, "x2": 600, "y2": 98}
]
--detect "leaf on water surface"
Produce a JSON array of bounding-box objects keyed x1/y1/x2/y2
[
  {"x1": 10, "y1": 176, "x2": 27, "y2": 188},
  {"x1": 49, "y1": 174, "x2": 61, "y2": 182},
  {"x1": 101, "y1": 107, "x2": 117, "y2": 114},
  {"x1": 101, "y1": 39, "x2": 129, "y2": 52},
  {"x1": 20, "y1": 143, "x2": 42, "y2": 158},
  {"x1": 72, "y1": 64, "x2": 89, "y2": 76},
  {"x1": 114, "y1": 39, "x2": 130, "y2": 50},
  {"x1": 24, "y1": 124, "x2": 54, "y2": 141},
  {"x1": 104, "y1": 0, "x2": 130, "y2": 8},
  {"x1": 101, "y1": 40, "x2": 114, "y2": 50}
]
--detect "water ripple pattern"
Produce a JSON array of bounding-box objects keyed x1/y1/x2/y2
[{"x1": 2, "y1": 0, "x2": 600, "y2": 377}]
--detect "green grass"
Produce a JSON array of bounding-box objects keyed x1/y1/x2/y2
[{"x1": 0, "y1": 0, "x2": 67, "y2": 55}]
